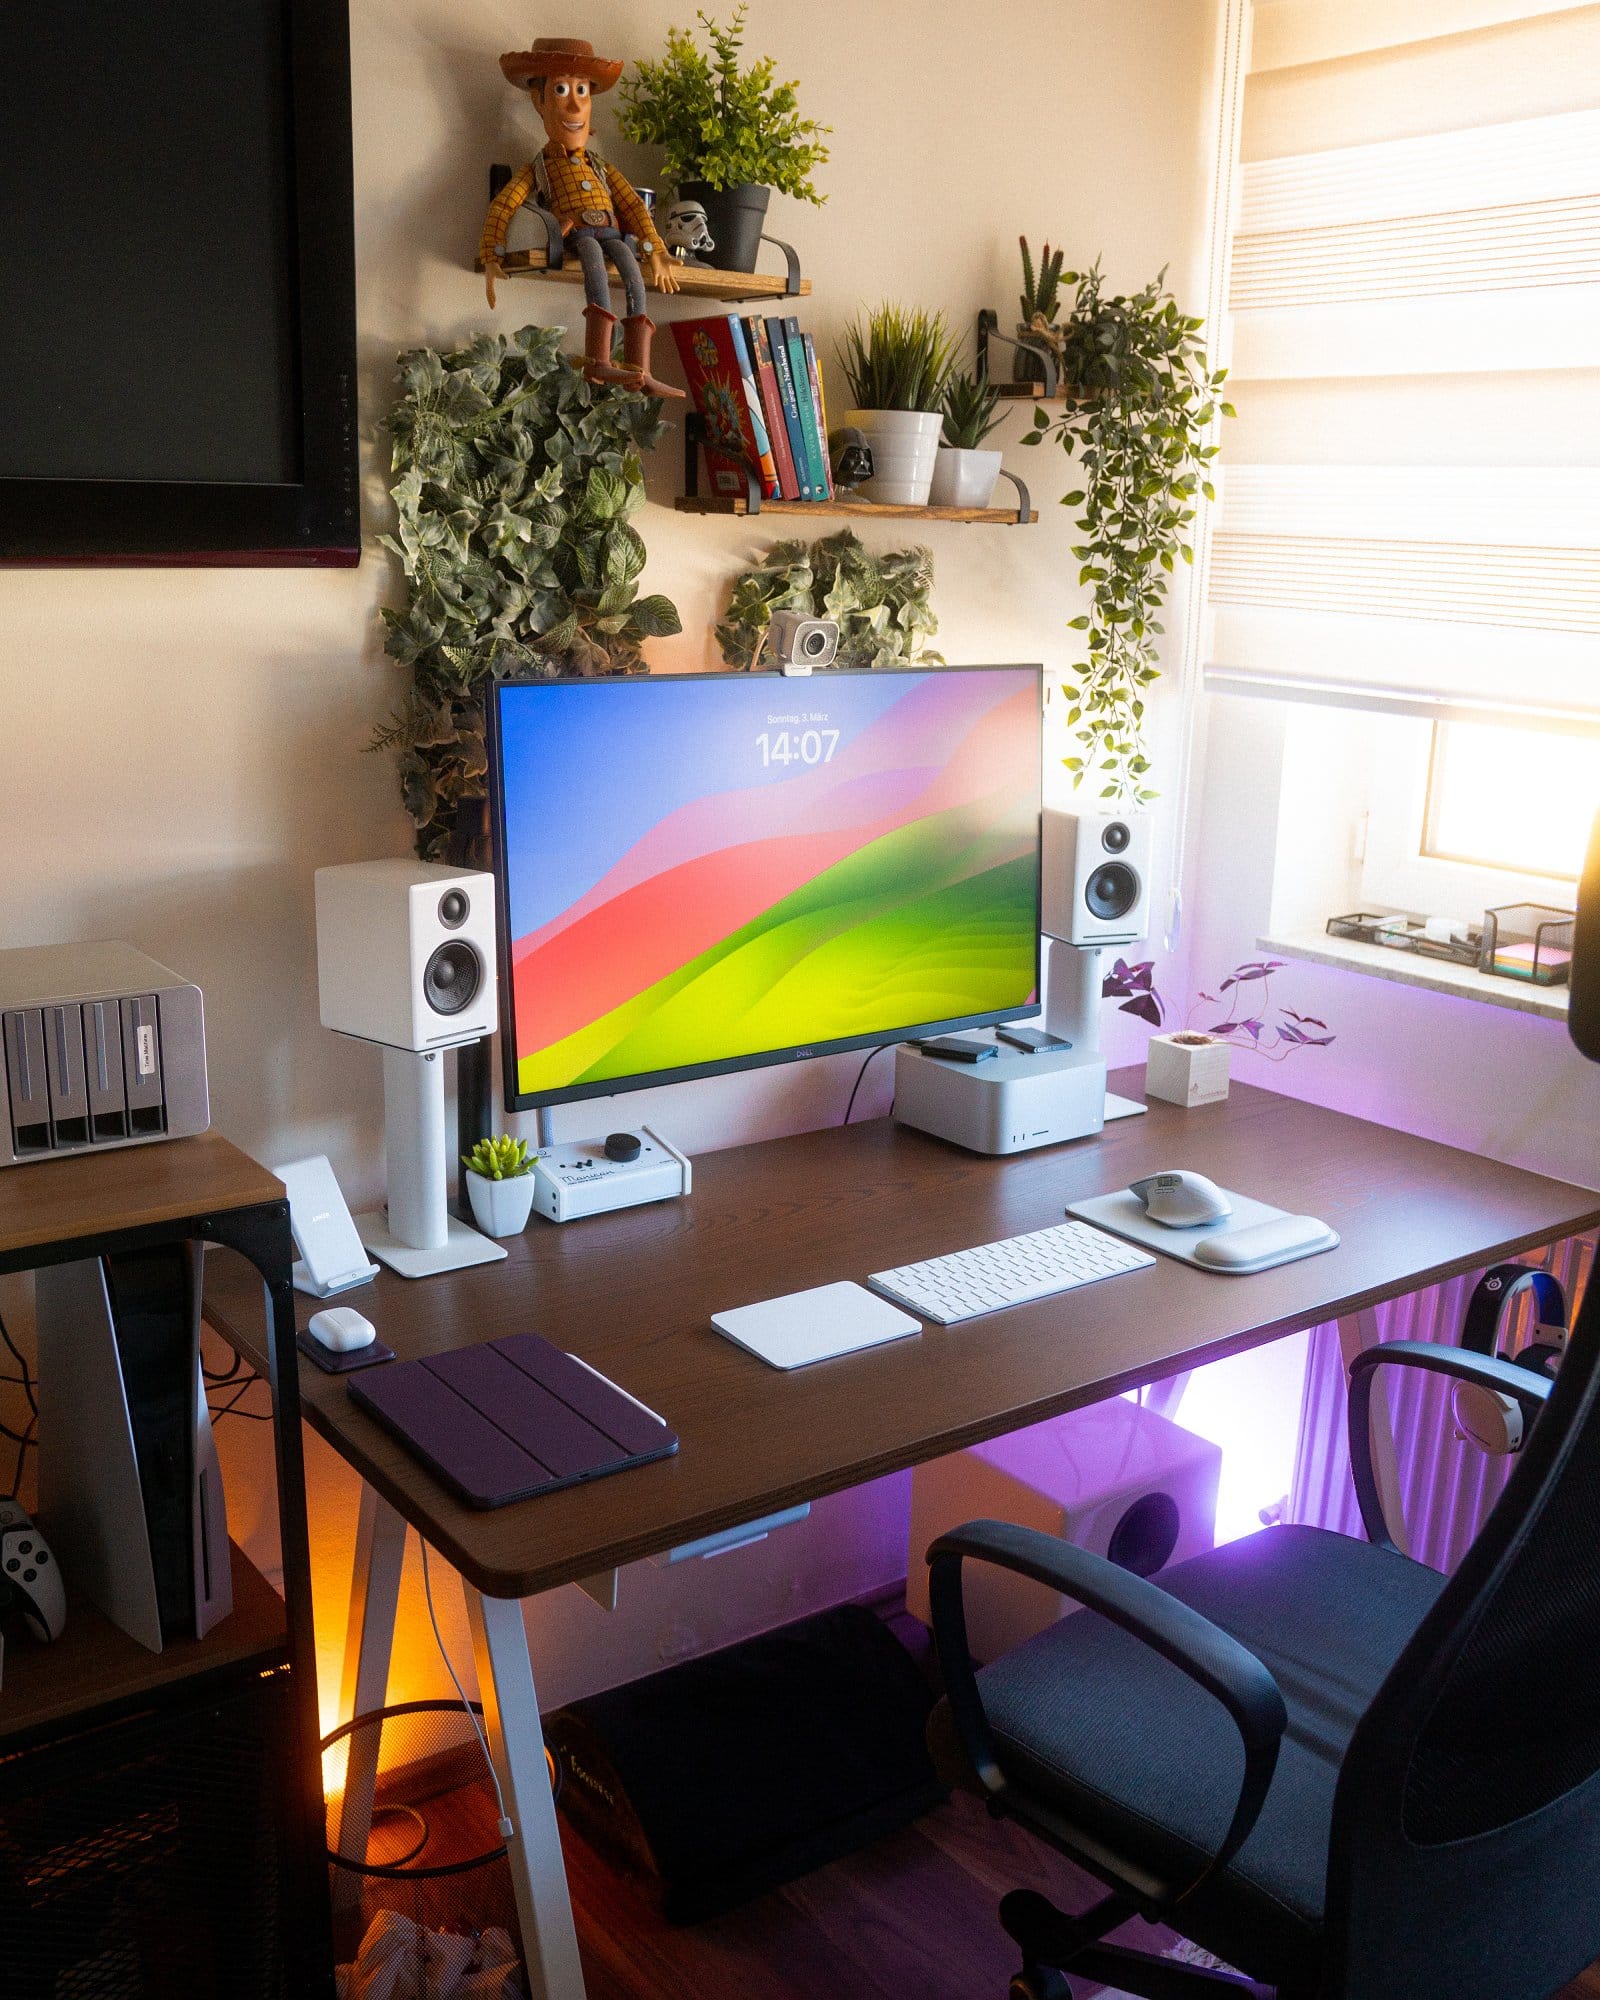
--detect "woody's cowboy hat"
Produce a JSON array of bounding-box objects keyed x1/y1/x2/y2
[{"x1": 499, "y1": 36, "x2": 623, "y2": 92}]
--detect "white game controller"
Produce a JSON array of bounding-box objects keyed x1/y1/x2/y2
[{"x1": 0, "y1": 1498, "x2": 66, "y2": 1647}]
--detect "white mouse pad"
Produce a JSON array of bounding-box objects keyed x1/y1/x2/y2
[
  {"x1": 712, "y1": 1281, "x2": 921, "y2": 1369},
  {"x1": 1067, "y1": 1188, "x2": 1338, "y2": 1274}
]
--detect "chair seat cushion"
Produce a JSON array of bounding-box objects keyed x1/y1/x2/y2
[{"x1": 953, "y1": 1525, "x2": 1446, "y2": 1985}]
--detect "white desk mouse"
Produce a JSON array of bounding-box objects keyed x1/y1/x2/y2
[
  {"x1": 1129, "y1": 1171, "x2": 1233, "y2": 1229},
  {"x1": 308, "y1": 1305, "x2": 377, "y2": 1353}
]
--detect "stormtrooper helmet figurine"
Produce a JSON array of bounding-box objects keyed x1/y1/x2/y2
[{"x1": 661, "y1": 198, "x2": 716, "y2": 264}]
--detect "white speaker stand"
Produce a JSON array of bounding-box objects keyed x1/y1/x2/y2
[
  {"x1": 1043, "y1": 937, "x2": 1147, "y2": 1124},
  {"x1": 355, "y1": 1044, "x2": 507, "y2": 1279}
]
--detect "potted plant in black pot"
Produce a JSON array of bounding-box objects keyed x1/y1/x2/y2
[{"x1": 619, "y1": 6, "x2": 829, "y2": 273}]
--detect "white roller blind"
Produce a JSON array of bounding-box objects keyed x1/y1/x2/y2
[{"x1": 1205, "y1": 4, "x2": 1600, "y2": 722}]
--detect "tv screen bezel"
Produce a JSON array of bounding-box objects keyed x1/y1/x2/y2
[
  {"x1": 488, "y1": 664, "x2": 1045, "y2": 1113},
  {"x1": 0, "y1": 0, "x2": 359, "y2": 567}
]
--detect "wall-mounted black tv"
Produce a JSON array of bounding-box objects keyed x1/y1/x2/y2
[{"x1": 0, "y1": 2, "x2": 359, "y2": 565}]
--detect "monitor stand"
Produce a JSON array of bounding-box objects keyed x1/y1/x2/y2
[{"x1": 357, "y1": 1045, "x2": 507, "y2": 1278}]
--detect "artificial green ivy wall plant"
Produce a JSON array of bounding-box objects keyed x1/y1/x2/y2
[
  {"x1": 716, "y1": 529, "x2": 941, "y2": 671},
  {"x1": 375, "y1": 326, "x2": 681, "y2": 859},
  {"x1": 1022, "y1": 261, "x2": 1231, "y2": 805}
]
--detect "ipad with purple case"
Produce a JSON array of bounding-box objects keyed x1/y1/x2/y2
[{"x1": 349, "y1": 1332, "x2": 678, "y2": 1509}]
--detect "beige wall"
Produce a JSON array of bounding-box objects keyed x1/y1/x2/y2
[{"x1": 1, "y1": 0, "x2": 1223, "y2": 1722}]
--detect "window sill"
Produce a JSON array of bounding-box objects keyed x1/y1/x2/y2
[{"x1": 1258, "y1": 932, "x2": 1571, "y2": 1024}]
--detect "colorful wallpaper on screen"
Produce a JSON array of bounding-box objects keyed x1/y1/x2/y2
[{"x1": 496, "y1": 670, "x2": 1040, "y2": 1097}]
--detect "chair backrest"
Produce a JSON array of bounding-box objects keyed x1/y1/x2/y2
[{"x1": 1326, "y1": 1262, "x2": 1600, "y2": 2000}]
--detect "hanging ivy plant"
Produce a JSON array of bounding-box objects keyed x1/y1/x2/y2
[
  {"x1": 1022, "y1": 261, "x2": 1231, "y2": 805},
  {"x1": 374, "y1": 325, "x2": 681, "y2": 858}
]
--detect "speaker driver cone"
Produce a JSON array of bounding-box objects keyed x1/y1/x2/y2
[
  {"x1": 423, "y1": 940, "x2": 482, "y2": 1016},
  {"x1": 1085, "y1": 861, "x2": 1139, "y2": 923}
]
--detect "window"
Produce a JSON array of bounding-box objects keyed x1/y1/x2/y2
[
  {"x1": 1203, "y1": 7, "x2": 1600, "y2": 784},
  {"x1": 1424, "y1": 721, "x2": 1600, "y2": 882}
]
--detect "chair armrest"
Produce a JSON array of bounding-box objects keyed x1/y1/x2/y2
[
  {"x1": 1348, "y1": 1340, "x2": 1552, "y2": 1550},
  {"x1": 927, "y1": 1520, "x2": 1287, "y2": 1909}
]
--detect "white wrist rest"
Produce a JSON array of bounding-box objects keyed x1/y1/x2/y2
[{"x1": 1191, "y1": 1213, "x2": 1339, "y2": 1273}]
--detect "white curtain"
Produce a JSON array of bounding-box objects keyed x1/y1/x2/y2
[{"x1": 1205, "y1": 2, "x2": 1600, "y2": 725}]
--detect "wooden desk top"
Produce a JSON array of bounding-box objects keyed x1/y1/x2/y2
[
  {"x1": 204, "y1": 1075, "x2": 1600, "y2": 1600},
  {"x1": 0, "y1": 1132, "x2": 283, "y2": 1265}
]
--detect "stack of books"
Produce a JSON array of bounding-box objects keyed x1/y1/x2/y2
[{"x1": 670, "y1": 314, "x2": 834, "y2": 504}]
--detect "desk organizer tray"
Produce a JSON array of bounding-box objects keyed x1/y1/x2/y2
[
  {"x1": 349, "y1": 1332, "x2": 678, "y2": 1509},
  {"x1": 1068, "y1": 1188, "x2": 1338, "y2": 1274}
]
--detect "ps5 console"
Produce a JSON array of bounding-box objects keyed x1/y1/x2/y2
[{"x1": 35, "y1": 1244, "x2": 231, "y2": 1653}]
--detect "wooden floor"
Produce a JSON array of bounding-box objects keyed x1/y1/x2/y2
[
  {"x1": 562, "y1": 1795, "x2": 1600, "y2": 2000},
  {"x1": 348, "y1": 1769, "x2": 1600, "y2": 2000}
]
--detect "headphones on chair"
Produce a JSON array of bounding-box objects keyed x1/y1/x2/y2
[{"x1": 1450, "y1": 1264, "x2": 1568, "y2": 1456}]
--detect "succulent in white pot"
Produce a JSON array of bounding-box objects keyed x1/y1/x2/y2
[
  {"x1": 929, "y1": 369, "x2": 1004, "y2": 509},
  {"x1": 462, "y1": 1134, "x2": 539, "y2": 1238},
  {"x1": 836, "y1": 304, "x2": 956, "y2": 507}
]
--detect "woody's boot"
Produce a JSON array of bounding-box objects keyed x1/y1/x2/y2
[
  {"x1": 620, "y1": 312, "x2": 686, "y2": 399},
  {"x1": 580, "y1": 303, "x2": 636, "y2": 387}
]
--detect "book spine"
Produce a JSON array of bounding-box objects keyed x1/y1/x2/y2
[
  {"x1": 669, "y1": 316, "x2": 770, "y2": 501},
  {"x1": 783, "y1": 317, "x2": 826, "y2": 500},
  {"x1": 801, "y1": 332, "x2": 834, "y2": 501},
  {"x1": 766, "y1": 318, "x2": 816, "y2": 500},
  {"x1": 744, "y1": 317, "x2": 800, "y2": 501},
  {"x1": 726, "y1": 317, "x2": 781, "y2": 501}
]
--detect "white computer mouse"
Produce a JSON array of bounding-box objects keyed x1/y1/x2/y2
[
  {"x1": 307, "y1": 1305, "x2": 377, "y2": 1353},
  {"x1": 1128, "y1": 1171, "x2": 1233, "y2": 1229}
]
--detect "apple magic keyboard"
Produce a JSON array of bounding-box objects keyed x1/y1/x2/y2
[{"x1": 867, "y1": 1220, "x2": 1155, "y2": 1326}]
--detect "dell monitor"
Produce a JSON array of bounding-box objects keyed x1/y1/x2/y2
[{"x1": 489, "y1": 666, "x2": 1043, "y2": 1110}]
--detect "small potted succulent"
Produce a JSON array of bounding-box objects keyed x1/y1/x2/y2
[
  {"x1": 619, "y1": 6, "x2": 830, "y2": 273},
  {"x1": 462, "y1": 1134, "x2": 539, "y2": 1238},
  {"x1": 836, "y1": 305, "x2": 957, "y2": 508},
  {"x1": 929, "y1": 369, "x2": 1004, "y2": 509}
]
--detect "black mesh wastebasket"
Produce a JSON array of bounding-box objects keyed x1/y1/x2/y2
[{"x1": 322, "y1": 1700, "x2": 535, "y2": 1988}]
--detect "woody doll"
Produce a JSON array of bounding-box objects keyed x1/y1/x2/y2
[{"x1": 479, "y1": 35, "x2": 684, "y2": 399}]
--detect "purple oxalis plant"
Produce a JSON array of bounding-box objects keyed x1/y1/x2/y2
[{"x1": 1101, "y1": 957, "x2": 1336, "y2": 1061}]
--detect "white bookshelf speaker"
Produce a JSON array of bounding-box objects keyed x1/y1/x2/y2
[
  {"x1": 314, "y1": 860, "x2": 505, "y2": 1279},
  {"x1": 315, "y1": 860, "x2": 497, "y2": 1051},
  {"x1": 1041, "y1": 808, "x2": 1152, "y2": 948}
]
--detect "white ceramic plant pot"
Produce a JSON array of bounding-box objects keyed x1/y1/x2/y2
[
  {"x1": 845, "y1": 408, "x2": 944, "y2": 506},
  {"x1": 928, "y1": 446, "x2": 1003, "y2": 510},
  {"x1": 1144, "y1": 1032, "x2": 1232, "y2": 1110},
  {"x1": 465, "y1": 1169, "x2": 536, "y2": 1238}
]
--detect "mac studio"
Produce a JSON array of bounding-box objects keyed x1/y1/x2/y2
[{"x1": 5, "y1": 5, "x2": 1600, "y2": 1999}]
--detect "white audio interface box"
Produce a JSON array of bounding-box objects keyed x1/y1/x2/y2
[{"x1": 531, "y1": 1127, "x2": 692, "y2": 1223}]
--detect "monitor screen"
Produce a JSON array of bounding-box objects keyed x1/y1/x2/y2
[{"x1": 490, "y1": 667, "x2": 1043, "y2": 1108}]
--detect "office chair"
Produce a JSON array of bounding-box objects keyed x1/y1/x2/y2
[{"x1": 925, "y1": 1277, "x2": 1600, "y2": 2000}]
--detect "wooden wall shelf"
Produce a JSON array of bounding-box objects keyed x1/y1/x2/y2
[
  {"x1": 675, "y1": 495, "x2": 1038, "y2": 524},
  {"x1": 481, "y1": 249, "x2": 810, "y2": 305}
]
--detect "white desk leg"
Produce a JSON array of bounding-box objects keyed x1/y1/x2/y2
[
  {"x1": 464, "y1": 1586, "x2": 588, "y2": 2000},
  {"x1": 1338, "y1": 1309, "x2": 1410, "y2": 1557},
  {"x1": 333, "y1": 1484, "x2": 407, "y2": 1907}
]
